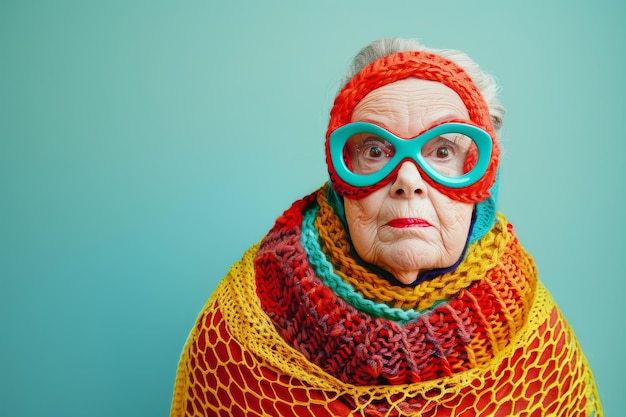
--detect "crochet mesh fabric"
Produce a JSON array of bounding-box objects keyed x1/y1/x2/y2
[{"x1": 171, "y1": 186, "x2": 602, "y2": 417}]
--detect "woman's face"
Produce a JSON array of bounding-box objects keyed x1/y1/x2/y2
[{"x1": 344, "y1": 78, "x2": 475, "y2": 285}]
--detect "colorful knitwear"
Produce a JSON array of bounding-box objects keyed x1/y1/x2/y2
[{"x1": 170, "y1": 185, "x2": 602, "y2": 417}]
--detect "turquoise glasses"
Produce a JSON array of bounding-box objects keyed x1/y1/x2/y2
[{"x1": 329, "y1": 121, "x2": 493, "y2": 189}]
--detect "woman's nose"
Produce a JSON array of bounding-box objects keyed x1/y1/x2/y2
[{"x1": 390, "y1": 161, "x2": 427, "y2": 198}]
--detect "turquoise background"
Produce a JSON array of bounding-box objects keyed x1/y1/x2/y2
[{"x1": 2, "y1": 1, "x2": 624, "y2": 416}]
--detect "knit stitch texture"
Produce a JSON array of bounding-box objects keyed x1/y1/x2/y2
[{"x1": 171, "y1": 186, "x2": 601, "y2": 416}]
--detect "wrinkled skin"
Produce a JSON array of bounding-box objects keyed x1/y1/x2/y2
[{"x1": 344, "y1": 78, "x2": 475, "y2": 285}]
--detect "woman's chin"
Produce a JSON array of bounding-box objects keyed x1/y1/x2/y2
[{"x1": 391, "y1": 271, "x2": 421, "y2": 285}]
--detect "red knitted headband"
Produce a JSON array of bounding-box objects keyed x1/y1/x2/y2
[{"x1": 325, "y1": 50, "x2": 500, "y2": 203}]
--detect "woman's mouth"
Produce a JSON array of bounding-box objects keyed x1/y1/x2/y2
[{"x1": 386, "y1": 218, "x2": 432, "y2": 228}]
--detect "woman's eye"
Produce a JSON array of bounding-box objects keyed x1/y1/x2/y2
[
  {"x1": 421, "y1": 135, "x2": 471, "y2": 177},
  {"x1": 424, "y1": 138, "x2": 456, "y2": 160},
  {"x1": 367, "y1": 146, "x2": 385, "y2": 158},
  {"x1": 356, "y1": 137, "x2": 392, "y2": 160},
  {"x1": 345, "y1": 134, "x2": 394, "y2": 175},
  {"x1": 436, "y1": 146, "x2": 450, "y2": 159}
]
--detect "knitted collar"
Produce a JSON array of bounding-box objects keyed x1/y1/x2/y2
[{"x1": 254, "y1": 186, "x2": 537, "y2": 385}]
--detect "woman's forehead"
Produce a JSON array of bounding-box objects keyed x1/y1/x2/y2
[{"x1": 351, "y1": 78, "x2": 470, "y2": 136}]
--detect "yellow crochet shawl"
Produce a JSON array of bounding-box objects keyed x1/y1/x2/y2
[{"x1": 171, "y1": 193, "x2": 601, "y2": 416}]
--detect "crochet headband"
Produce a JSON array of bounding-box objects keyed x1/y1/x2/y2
[{"x1": 325, "y1": 50, "x2": 500, "y2": 204}]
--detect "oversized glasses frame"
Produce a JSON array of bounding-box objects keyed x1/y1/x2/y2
[{"x1": 329, "y1": 121, "x2": 493, "y2": 189}]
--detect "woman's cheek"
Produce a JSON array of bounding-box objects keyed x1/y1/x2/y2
[
  {"x1": 349, "y1": 218, "x2": 379, "y2": 256},
  {"x1": 437, "y1": 201, "x2": 474, "y2": 252},
  {"x1": 345, "y1": 198, "x2": 382, "y2": 244}
]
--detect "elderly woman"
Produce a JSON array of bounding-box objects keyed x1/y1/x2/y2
[{"x1": 171, "y1": 38, "x2": 601, "y2": 416}]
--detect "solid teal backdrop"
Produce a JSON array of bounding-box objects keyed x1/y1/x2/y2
[{"x1": 1, "y1": 1, "x2": 624, "y2": 416}]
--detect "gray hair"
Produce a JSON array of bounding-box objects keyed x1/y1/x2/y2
[{"x1": 340, "y1": 38, "x2": 504, "y2": 133}]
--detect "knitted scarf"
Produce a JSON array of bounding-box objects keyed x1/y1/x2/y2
[
  {"x1": 171, "y1": 186, "x2": 601, "y2": 417},
  {"x1": 255, "y1": 185, "x2": 535, "y2": 385}
]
